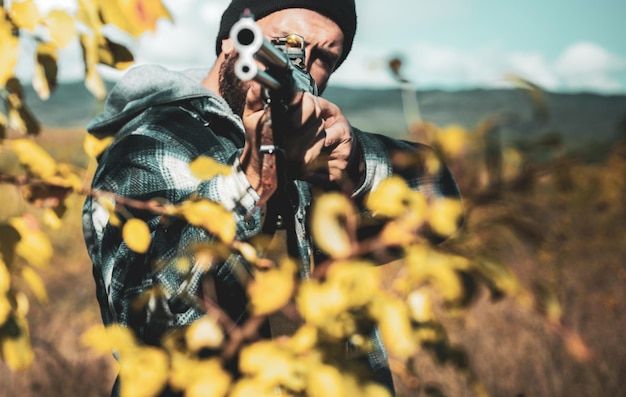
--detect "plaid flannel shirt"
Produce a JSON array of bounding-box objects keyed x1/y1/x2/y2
[{"x1": 82, "y1": 65, "x2": 462, "y2": 393}]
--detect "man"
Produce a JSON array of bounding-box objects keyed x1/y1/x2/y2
[{"x1": 83, "y1": 0, "x2": 462, "y2": 395}]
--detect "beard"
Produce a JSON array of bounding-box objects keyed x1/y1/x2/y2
[{"x1": 218, "y1": 54, "x2": 249, "y2": 117}]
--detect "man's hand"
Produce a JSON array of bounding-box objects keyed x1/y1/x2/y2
[{"x1": 239, "y1": 84, "x2": 360, "y2": 194}]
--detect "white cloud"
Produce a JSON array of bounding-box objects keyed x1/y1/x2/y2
[
  {"x1": 333, "y1": 41, "x2": 626, "y2": 93},
  {"x1": 554, "y1": 42, "x2": 626, "y2": 92},
  {"x1": 132, "y1": 0, "x2": 227, "y2": 70}
]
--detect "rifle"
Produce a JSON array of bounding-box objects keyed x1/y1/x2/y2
[{"x1": 230, "y1": 10, "x2": 318, "y2": 218}]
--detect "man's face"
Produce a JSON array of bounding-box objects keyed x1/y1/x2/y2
[{"x1": 219, "y1": 8, "x2": 344, "y2": 116}]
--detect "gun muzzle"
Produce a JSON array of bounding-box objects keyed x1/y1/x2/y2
[{"x1": 230, "y1": 14, "x2": 291, "y2": 90}]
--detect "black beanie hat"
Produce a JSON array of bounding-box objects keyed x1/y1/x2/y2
[{"x1": 216, "y1": 0, "x2": 357, "y2": 70}]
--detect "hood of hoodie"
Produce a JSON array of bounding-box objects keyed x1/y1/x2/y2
[{"x1": 87, "y1": 65, "x2": 243, "y2": 137}]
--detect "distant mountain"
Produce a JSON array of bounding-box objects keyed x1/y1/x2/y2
[{"x1": 22, "y1": 81, "x2": 626, "y2": 153}]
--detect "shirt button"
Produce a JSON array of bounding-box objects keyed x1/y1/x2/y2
[{"x1": 245, "y1": 218, "x2": 256, "y2": 230}]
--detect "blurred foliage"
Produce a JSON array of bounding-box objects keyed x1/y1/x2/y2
[{"x1": 0, "y1": 0, "x2": 171, "y2": 372}]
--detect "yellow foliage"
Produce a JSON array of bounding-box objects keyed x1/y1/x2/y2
[
  {"x1": 406, "y1": 246, "x2": 464, "y2": 303},
  {"x1": 239, "y1": 340, "x2": 295, "y2": 387},
  {"x1": 80, "y1": 32, "x2": 108, "y2": 100},
  {"x1": 247, "y1": 258, "x2": 296, "y2": 315},
  {"x1": 9, "y1": 139, "x2": 58, "y2": 180},
  {"x1": 21, "y1": 266, "x2": 47, "y2": 303},
  {"x1": 306, "y1": 363, "x2": 344, "y2": 397},
  {"x1": 0, "y1": 15, "x2": 19, "y2": 87},
  {"x1": 42, "y1": 9, "x2": 76, "y2": 48},
  {"x1": 0, "y1": 316, "x2": 34, "y2": 371},
  {"x1": 311, "y1": 192, "x2": 355, "y2": 259},
  {"x1": 42, "y1": 208, "x2": 63, "y2": 230},
  {"x1": 436, "y1": 125, "x2": 468, "y2": 158},
  {"x1": 170, "y1": 355, "x2": 231, "y2": 395},
  {"x1": 326, "y1": 260, "x2": 379, "y2": 308},
  {"x1": 428, "y1": 197, "x2": 463, "y2": 238},
  {"x1": 0, "y1": 258, "x2": 9, "y2": 294},
  {"x1": 9, "y1": 216, "x2": 53, "y2": 268},
  {"x1": 370, "y1": 296, "x2": 415, "y2": 361},
  {"x1": 81, "y1": 324, "x2": 138, "y2": 355},
  {"x1": 407, "y1": 289, "x2": 435, "y2": 323},
  {"x1": 119, "y1": 346, "x2": 169, "y2": 397},
  {"x1": 366, "y1": 175, "x2": 410, "y2": 218},
  {"x1": 287, "y1": 324, "x2": 318, "y2": 354},
  {"x1": 122, "y1": 218, "x2": 152, "y2": 254},
  {"x1": 0, "y1": 296, "x2": 10, "y2": 326},
  {"x1": 98, "y1": 197, "x2": 122, "y2": 227},
  {"x1": 185, "y1": 368, "x2": 232, "y2": 397},
  {"x1": 9, "y1": 0, "x2": 41, "y2": 32},
  {"x1": 178, "y1": 199, "x2": 236, "y2": 243},
  {"x1": 99, "y1": 0, "x2": 172, "y2": 38},
  {"x1": 32, "y1": 41, "x2": 58, "y2": 100},
  {"x1": 185, "y1": 315, "x2": 224, "y2": 352},
  {"x1": 229, "y1": 378, "x2": 276, "y2": 397},
  {"x1": 14, "y1": 291, "x2": 29, "y2": 318},
  {"x1": 189, "y1": 156, "x2": 232, "y2": 180}
]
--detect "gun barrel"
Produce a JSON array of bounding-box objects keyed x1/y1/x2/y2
[{"x1": 230, "y1": 14, "x2": 290, "y2": 85}]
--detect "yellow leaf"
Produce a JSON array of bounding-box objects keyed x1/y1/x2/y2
[
  {"x1": 185, "y1": 316, "x2": 224, "y2": 352},
  {"x1": 99, "y1": 0, "x2": 172, "y2": 38},
  {"x1": 6, "y1": 90, "x2": 40, "y2": 135},
  {"x1": 42, "y1": 9, "x2": 75, "y2": 48},
  {"x1": 81, "y1": 324, "x2": 137, "y2": 355},
  {"x1": 33, "y1": 41, "x2": 58, "y2": 100},
  {"x1": 42, "y1": 208, "x2": 63, "y2": 230},
  {"x1": 428, "y1": 197, "x2": 463, "y2": 239},
  {"x1": 186, "y1": 366, "x2": 232, "y2": 397},
  {"x1": 9, "y1": 139, "x2": 57, "y2": 179},
  {"x1": 365, "y1": 175, "x2": 411, "y2": 218},
  {"x1": 287, "y1": 324, "x2": 317, "y2": 354},
  {"x1": 239, "y1": 341, "x2": 295, "y2": 386},
  {"x1": 0, "y1": 258, "x2": 10, "y2": 294},
  {"x1": 14, "y1": 292, "x2": 29, "y2": 318},
  {"x1": 229, "y1": 379, "x2": 276, "y2": 397},
  {"x1": 83, "y1": 134, "x2": 114, "y2": 158},
  {"x1": 9, "y1": 216, "x2": 53, "y2": 268},
  {"x1": 98, "y1": 38, "x2": 135, "y2": 70},
  {"x1": 248, "y1": 258, "x2": 296, "y2": 315},
  {"x1": 80, "y1": 33, "x2": 107, "y2": 100},
  {"x1": 406, "y1": 246, "x2": 464, "y2": 303},
  {"x1": 97, "y1": 197, "x2": 121, "y2": 227},
  {"x1": 122, "y1": 218, "x2": 152, "y2": 254},
  {"x1": 178, "y1": 199, "x2": 236, "y2": 243},
  {"x1": 21, "y1": 267, "x2": 47, "y2": 303},
  {"x1": 189, "y1": 156, "x2": 232, "y2": 180},
  {"x1": 311, "y1": 193, "x2": 355, "y2": 259},
  {"x1": 436, "y1": 125, "x2": 468, "y2": 158},
  {"x1": 0, "y1": 316, "x2": 34, "y2": 371},
  {"x1": 0, "y1": 296, "x2": 10, "y2": 326},
  {"x1": 370, "y1": 296, "x2": 415, "y2": 361},
  {"x1": 0, "y1": 17, "x2": 20, "y2": 87},
  {"x1": 9, "y1": 0, "x2": 40, "y2": 32},
  {"x1": 326, "y1": 260, "x2": 379, "y2": 308},
  {"x1": 306, "y1": 364, "x2": 344, "y2": 397},
  {"x1": 407, "y1": 289, "x2": 434, "y2": 323},
  {"x1": 119, "y1": 346, "x2": 169, "y2": 397}
]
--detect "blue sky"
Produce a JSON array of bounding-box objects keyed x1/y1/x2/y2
[{"x1": 18, "y1": 0, "x2": 626, "y2": 93}]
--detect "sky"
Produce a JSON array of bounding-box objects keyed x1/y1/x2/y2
[{"x1": 16, "y1": 0, "x2": 626, "y2": 94}]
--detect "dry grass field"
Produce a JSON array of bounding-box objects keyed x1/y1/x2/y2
[{"x1": 1, "y1": 125, "x2": 625, "y2": 397}]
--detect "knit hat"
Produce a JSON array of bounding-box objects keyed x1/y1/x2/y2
[{"x1": 215, "y1": 0, "x2": 357, "y2": 69}]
